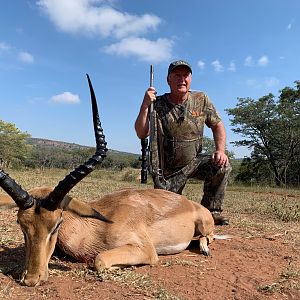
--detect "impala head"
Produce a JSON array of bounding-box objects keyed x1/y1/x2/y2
[{"x1": 0, "y1": 75, "x2": 108, "y2": 286}]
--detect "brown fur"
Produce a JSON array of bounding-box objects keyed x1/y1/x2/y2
[
  {"x1": 0, "y1": 194, "x2": 15, "y2": 208},
  {"x1": 1, "y1": 187, "x2": 214, "y2": 286}
]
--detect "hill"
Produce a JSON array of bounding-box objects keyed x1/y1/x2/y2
[
  {"x1": 26, "y1": 138, "x2": 140, "y2": 169},
  {"x1": 27, "y1": 137, "x2": 139, "y2": 157}
]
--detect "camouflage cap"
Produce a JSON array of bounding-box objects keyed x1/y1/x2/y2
[{"x1": 167, "y1": 60, "x2": 192, "y2": 75}]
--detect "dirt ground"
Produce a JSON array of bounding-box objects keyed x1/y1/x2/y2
[{"x1": 0, "y1": 207, "x2": 299, "y2": 300}]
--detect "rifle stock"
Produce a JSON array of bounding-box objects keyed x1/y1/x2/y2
[{"x1": 140, "y1": 137, "x2": 148, "y2": 183}]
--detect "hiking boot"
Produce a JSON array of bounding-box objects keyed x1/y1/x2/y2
[{"x1": 211, "y1": 211, "x2": 229, "y2": 226}]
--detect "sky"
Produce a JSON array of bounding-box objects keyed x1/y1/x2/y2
[{"x1": 1, "y1": 0, "x2": 300, "y2": 158}]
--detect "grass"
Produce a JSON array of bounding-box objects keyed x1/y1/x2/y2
[
  {"x1": 94, "y1": 268, "x2": 183, "y2": 300},
  {"x1": 257, "y1": 260, "x2": 300, "y2": 295}
]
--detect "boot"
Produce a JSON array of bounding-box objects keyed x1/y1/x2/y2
[{"x1": 211, "y1": 211, "x2": 229, "y2": 226}]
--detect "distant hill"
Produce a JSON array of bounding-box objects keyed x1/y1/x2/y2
[
  {"x1": 27, "y1": 137, "x2": 90, "y2": 150},
  {"x1": 26, "y1": 137, "x2": 140, "y2": 169},
  {"x1": 27, "y1": 137, "x2": 139, "y2": 157}
]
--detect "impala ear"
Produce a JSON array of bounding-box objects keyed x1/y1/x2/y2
[
  {"x1": 63, "y1": 198, "x2": 112, "y2": 223},
  {"x1": 0, "y1": 194, "x2": 16, "y2": 208},
  {"x1": 59, "y1": 195, "x2": 73, "y2": 210}
]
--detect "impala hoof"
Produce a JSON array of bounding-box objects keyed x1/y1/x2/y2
[
  {"x1": 202, "y1": 248, "x2": 211, "y2": 256},
  {"x1": 199, "y1": 236, "x2": 211, "y2": 256}
]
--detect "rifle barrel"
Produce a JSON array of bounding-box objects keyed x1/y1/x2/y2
[
  {"x1": 150, "y1": 65, "x2": 154, "y2": 87},
  {"x1": 150, "y1": 65, "x2": 154, "y2": 114}
]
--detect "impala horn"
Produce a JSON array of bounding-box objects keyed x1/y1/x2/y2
[
  {"x1": 0, "y1": 170, "x2": 35, "y2": 209},
  {"x1": 43, "y1": 74, "x2": 107, "y2": 211}
]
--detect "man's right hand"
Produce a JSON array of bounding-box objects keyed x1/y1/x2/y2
[
  {"x1": 135, "y1": 87, "x2": 157, "y2": 139},
  {"x1": 141, "y1": 87, "x2": 157, "y2": 110}
]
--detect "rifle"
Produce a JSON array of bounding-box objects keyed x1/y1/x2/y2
[
  {"x1": 147, "y1": 66, "x2": 169, "y2": 189},
  {"x1": 139, "y1": 65, "x2": 154, "y2": 184}
]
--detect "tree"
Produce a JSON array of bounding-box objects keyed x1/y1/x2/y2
[
  {"x1": 202, "y1": 136, "x2": 235, "y2": 159},
  {"x1": 0, "y1": 120, "x2": 31, "y2": 168},
  {"x1": 226, "y1": 81, "x2": 300, "y2": 186}
]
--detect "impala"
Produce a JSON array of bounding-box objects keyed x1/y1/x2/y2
[{"x1": 0, "y1": 75, "x2": 215, "y2": 287}]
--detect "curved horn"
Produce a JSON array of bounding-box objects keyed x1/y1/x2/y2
[
  {"x1": 43, "y1": 74, "x2": 107, "y2": 211},
  {"x1": 0, "y1": 170, "x2": 35, "y2": 209}
]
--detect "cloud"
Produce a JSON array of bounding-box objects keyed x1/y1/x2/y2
[
  {"x1": 37, "y1": 0, "x2": 161, "y2": 38},
  {"x1": 258, "y1": 55, "x2": 269, "y2": 66},
  {"x1": 104, "y1": 37, "x2": 173, "y2": 63},
  {"x1": 245, "y1": 77, "x2": 280, "y2": 89},
  {"x1": 211, "y1": 59, "x2": 224, "y2": 72},
  {"x1": 244, "y1": 55, "x2": 269, "y2": 67},
  {"x1": 0, "y1": 42, "x2": 34, "y2": 67},
  {"x1": 18, "y1": 51, "x2": 34, "y2": 64},
  {"x1": 197, "y1": 60, "x2": 205, "y2": 70},
  {"x1": 51, "y1": 92, "x2": 80, "y2": 104},
  {"x1": 287, "y1": 19, "x2": 294, "y2": 30},
  {"x1": 244, "y1": 55, "x2": 254, "y2": 67},
  {"x1": 228, "y1": 60, "x2": 236, "y2": 72},
  {"x1": 0, "y1": 42, "x2": 11, "y2": 52},
  {"x1": 36, "y1": 0, "x2": 173, "y2": 62},
  {"x1": 265, "y1": 77, "x2": 280, "y2": 88}
]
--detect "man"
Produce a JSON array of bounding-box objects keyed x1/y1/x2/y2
[{"x1": 135, "y1": 60, "x2": 231, "y2": 225}]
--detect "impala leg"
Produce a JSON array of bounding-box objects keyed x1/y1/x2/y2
[
  {"x1": 94, "y1": 243, "x2": 159, "y2": 270},
  {"x1": 199, "y1": 233, "x2": 214, "y2": 256},
  {"x1": 199, "y1": 236, "x2": 210, "y2": 256}
]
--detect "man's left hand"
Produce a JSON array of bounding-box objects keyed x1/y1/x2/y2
[{"x1": 212, "y1": 151, "x2": 229, "y2": 167}]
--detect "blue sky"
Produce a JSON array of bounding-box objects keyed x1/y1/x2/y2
[{"x1": 1, "y1": 0, "x2": 299, "y2": 158}]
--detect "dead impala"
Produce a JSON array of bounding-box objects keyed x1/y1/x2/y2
[{"x1": 0, "y1": 75, "x2": 215, "y2": 287}]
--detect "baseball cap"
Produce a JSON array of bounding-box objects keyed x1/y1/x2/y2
[{"x1": 167, "y1": 60, "x2": 192, "y2": 75}]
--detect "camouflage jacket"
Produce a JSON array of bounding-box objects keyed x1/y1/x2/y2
[{"x1": 154, "y1": 91, "x2": 221, "y2": 174}]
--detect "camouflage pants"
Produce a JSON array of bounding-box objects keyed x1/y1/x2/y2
[{"x1": 153, "y1": 154, "x2": 232, "y2": 212}]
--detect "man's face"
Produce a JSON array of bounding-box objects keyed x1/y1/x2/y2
[{"x1": 167, "y1": 66, "x2": 192, "y2": 95}]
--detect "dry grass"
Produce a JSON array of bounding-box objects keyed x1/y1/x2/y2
[
  {"x1": 257, "y1": 260, "x2": 300, "y2": 295},
  {"x1": 94, "y1": 267, "x2": 183, "y2": 300}
]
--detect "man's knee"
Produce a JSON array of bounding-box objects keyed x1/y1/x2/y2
[{"x1": 218, "y1": 163, "x2": 232, "y2": 177}]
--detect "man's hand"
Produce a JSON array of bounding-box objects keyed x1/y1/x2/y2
[
  {"x1": 141, "y1": 87, "x2": 157, "y2": 110},
  {"x1": 210, "y1": 122, "x2": 229, "y2": 168},
  {"x1": 212, "y1": 150, "x2": 229, "y2": 167},
  {"x1": 135, "y1": 87, "x2": 157, "y2": 139}
]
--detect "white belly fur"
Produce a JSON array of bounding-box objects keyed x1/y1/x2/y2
[{"x1": 156, "y1": 242, "x2": 190, "y2": 255}]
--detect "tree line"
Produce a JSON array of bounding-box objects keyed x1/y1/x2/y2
[
  {"x1": 0, "y1": 126, "x2": 140, "y2": 171},
  {"x1": 1, "y1": 80, "x2": 299, "y2": 187}
]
